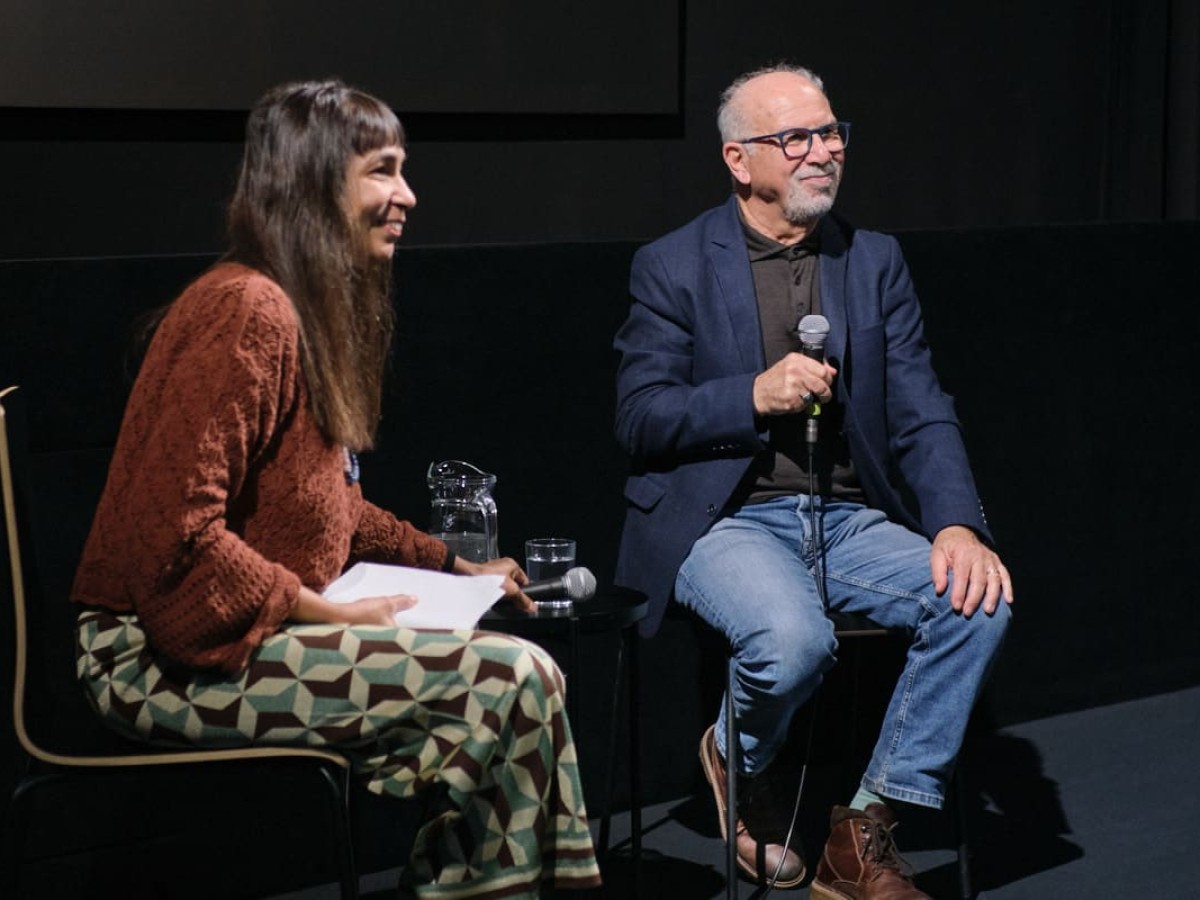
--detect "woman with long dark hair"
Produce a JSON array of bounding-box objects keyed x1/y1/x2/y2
[{"x1": 71, "y1": 80, "x2": 601, "y2": 897}]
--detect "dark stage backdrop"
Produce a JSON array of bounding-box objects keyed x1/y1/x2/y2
[
  {"x1": 1, "y1": 221, "x2": 1198, "y2": 843},
  {"x1": 2, "y1": 222, "x2": 1198, "y2": 755},
  {"x1": 0, "y1": 1, "x2": 678, "y2": 114},
  {"x1": 0, "y1": 0, "x2": 1197, "y2": 261}
]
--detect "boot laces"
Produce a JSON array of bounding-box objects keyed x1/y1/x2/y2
[{"x1": 861, "y1": 820, "x2": 914, "y2": 877}]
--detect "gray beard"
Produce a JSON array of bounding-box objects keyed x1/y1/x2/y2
[{"x1": 783, "y1": 165, "x2": 841, "y2": 226}]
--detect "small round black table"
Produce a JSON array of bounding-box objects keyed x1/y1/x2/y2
[{"x1": 480, "y1": 587, "x2": 648, "y2": 869}]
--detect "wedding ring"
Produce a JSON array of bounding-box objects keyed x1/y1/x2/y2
[{"x1": 801, "y1": 391, "x2": 815, "y2": 408}]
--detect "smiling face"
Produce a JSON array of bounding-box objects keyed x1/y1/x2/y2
[
  {"x1": 344, "y1": 144, "x2": 416, "y2": 261},
  {"x1": 722, "y1": 71, "x2": 845, "y2": 242}
]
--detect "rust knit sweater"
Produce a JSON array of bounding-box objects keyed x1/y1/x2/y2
[{"x1": 71, "y1": 263, "x2": 448, "y2": 674}]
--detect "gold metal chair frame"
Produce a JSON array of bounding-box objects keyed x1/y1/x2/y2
[{"x1": 1, "y1": 385, "x2": 360, "y2": 898}]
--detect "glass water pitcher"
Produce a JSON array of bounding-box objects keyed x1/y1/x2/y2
[{"x1": 426, "y1": 459, "x2": 499, "y2": 563}]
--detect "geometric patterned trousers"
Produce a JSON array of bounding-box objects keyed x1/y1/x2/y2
[{"x1": 76, "y1": 608, "x2": 602, "y2": 898}]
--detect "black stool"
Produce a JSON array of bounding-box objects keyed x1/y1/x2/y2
[{"x1": 720, "y1": 611, "x2": 972, "y2": 899}]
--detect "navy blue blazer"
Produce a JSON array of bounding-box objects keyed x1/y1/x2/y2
[{"x1": 613, "y1": 197, "x2": 991, "y2": 635}]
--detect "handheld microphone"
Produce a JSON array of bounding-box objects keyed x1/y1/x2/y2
[
  {"x1": 797, "y1": 314, "x2": 830, "y2": 362},
  {"x1": 797, "y1": 314, "x2": 830, "y2": 445},
  {"x1": 521, "y1": 567, "x2": 597, "y2": 602}
]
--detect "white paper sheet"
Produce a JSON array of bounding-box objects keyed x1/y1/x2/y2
[{"x1": 322, "y1": 562, "x2": 504, "y2": 630}]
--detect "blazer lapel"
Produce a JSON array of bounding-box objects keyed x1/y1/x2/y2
[
  {"x1": 706, "y1": 197, "x2": 766, "y2": 371},
  {"x1": 817, "y1": 215, "x2": 850, "y2": 385}
]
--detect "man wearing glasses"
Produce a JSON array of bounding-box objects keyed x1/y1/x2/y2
[{"x1": 613, "y1": 64, "x2": 1013, "y2": 898}]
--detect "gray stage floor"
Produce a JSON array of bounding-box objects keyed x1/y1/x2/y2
[{"x1": 275, "y1": 684, "x2": 1200, "y2": 899}]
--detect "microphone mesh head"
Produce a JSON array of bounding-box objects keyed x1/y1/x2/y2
[
  {"x1": 797, "y1": 314, "x2": 830, "y2": 345},
  {"x1": 563, "y1": 567, "x2": 597, "y2": 601}
]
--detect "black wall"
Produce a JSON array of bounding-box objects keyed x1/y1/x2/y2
[
  {"x1": 2, "y1": 1, "x2": 1198, "y2": 261},
  {"x1": 3, "y1": 223, "x2": 1199, "y2": 820}
]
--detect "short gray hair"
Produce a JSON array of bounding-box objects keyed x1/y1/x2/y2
[{"x1": 717, "y1": 63, "x2": 826, "y2": 143}]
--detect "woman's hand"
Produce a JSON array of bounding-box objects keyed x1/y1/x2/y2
[
  {"x1": 337, "y1": 594, "x2": 419, "y2": 625},
  {"x1": 290, "y1": 586, "x2": 416, "y2": 625},
  {"x1": 453, "y1": 556, "x2": 536, "y2": 614}
]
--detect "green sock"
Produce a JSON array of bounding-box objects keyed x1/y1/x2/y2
[{"x1": 850, "y1": 785, "x2": 886, "y2": 811}]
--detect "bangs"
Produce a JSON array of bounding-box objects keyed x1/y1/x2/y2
[{"x1": 347, "y1": 92, "x2": 406, "y2": 155}]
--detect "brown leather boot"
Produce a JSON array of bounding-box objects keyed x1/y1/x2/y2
[
  {"x1": 698, "y1": 724, "x2": 806, "y2": 888},
  {"x1": 810, "y1": 804, "x2": 930, "y2": 899}
]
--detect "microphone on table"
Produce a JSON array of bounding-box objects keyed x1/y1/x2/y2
[
  {"x1": 521, "y1": 567, "x2": 597, "y2": 602},
  {"x1": 797, "y1": 314, "x2": 830, "y2": 445}
]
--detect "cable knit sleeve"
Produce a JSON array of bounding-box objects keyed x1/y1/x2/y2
[
  {"x1": 350, "y1": 499, "x2": 449, "y2": 571},
  {"x1": 72, "y1": 266, "x2": 305, "y2": 673}
]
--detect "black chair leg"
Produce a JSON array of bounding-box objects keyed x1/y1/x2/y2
[
  {"x1": 598, "y1": 635, "x2": 626, "y2": 862},
  {"x1": 725, "y1": 658, "x2": 738, "y2": 899},
  {"x1": 316, "y1": 764, "x2": 360, "y2": 900},
  {"x1": 953, "y1": 764, "x2": 972, "y2": 899},
  {"x1": 628, "y1": 627, "x2": 643, "y2": 891},
  {"x1": 3, "y1": 789, "x2": 29, "y2": 898}
]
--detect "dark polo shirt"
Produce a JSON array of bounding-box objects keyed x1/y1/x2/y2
[{"x1": 741, "y1": 215, "x2": 865, "y2": 504}]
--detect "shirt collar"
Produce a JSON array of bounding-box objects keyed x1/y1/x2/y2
[{"x1": 739, "y1": 209, "x2": 822, "y2": 261}]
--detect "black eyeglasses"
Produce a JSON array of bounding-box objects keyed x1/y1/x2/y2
[{"x1": 739, "y1": 122, "x2": 851, "y2": 160}]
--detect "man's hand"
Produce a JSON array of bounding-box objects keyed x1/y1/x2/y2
[
  {"x1": 930, "y1": 525, "x2": 1013, "y2": 617},
  {"x1": 454, "y1": 556, "x2": 536, "y2": 614},
  {"x1": 752, "y1": 353, "x2": 836, "y2": 416}
]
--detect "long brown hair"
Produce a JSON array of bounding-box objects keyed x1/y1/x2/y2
[{"x1": 226, "y1": 79, "x2": 405, "y2": 451}]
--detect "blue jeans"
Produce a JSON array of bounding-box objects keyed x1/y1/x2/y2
[{"x1": 675, "y1": 495, "x2": 1009, "y2": 809}]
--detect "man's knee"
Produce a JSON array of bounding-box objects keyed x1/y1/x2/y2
[
  {"x1": 971, "y1": 600, "x2": 1012, "y2": 649},
  {"x1": 739, "y1": 615, "x2": 837, "y2": 696},
  {"x1": 941, "y1": 596, "x2": 1011, "y2": 658}
]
